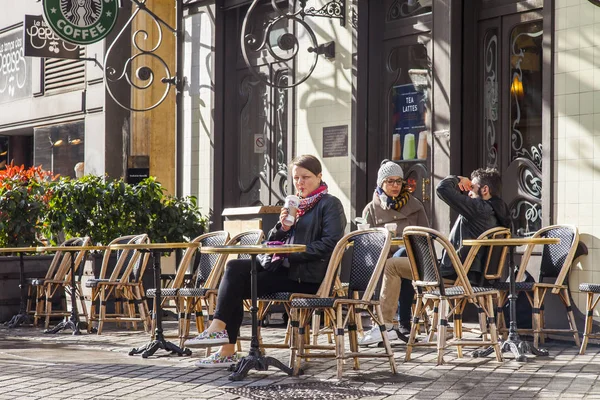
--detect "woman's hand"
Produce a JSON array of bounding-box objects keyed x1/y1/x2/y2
[{"x1": 279, "y1": 208, "x2": 291, "y2": 231}]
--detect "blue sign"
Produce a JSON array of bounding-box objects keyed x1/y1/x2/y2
[{"x1": 392, "y1": 84, "x2": 427, "y2": 161}]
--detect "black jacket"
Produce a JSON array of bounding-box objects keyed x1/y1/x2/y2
[
  {"x1": 436, "y1": 176, "x2": 511, "y2": 277},
  {"x1": 267, "y1": 194, "x2": 347, "y2": 284}
]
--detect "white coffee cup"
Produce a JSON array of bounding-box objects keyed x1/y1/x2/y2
[
  {"x1": 384, "y1": 223, "x2": 397, "y2": 235},
  {"x1": 357, "y1": 223, "x2": 370, "y2": 231},
  {"x1": 282, "y1": 195, "x2": 300, "y2": 227}
]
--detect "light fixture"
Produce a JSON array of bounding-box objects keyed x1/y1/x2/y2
[
  {"x1": 0, "y1": 150, "x2": 6, "y2": 156},
  {"x1": 510, "y1": 75, "x2": 524, "y2": 99},
  {"x1": 68, "y1": 136, "x2": 83, "y2": 145}
]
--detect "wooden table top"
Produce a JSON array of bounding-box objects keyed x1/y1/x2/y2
[
  {"x1": 37, "y1": 245, "x2": 108, "y2": 252},
  {"x1": 0, "y1": 247, "x2": 40, "y2": 253},
  {"x1": 109, "y1": 242, "x2": 201, "y2": 251},
  {"x1": 463, "y1": 237, "x2": 560, "y2": 247},
  {"x1": 201, "y1": 244, "x2": 306, "y2": 255}
]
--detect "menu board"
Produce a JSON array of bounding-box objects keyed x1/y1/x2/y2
[{"x1": 391, "y1": 83, "x2": 428, "y2": 161}]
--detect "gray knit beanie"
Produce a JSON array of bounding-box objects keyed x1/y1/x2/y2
[{"x1": 377, "y1": 160, "x2": 404, "y2": 187}]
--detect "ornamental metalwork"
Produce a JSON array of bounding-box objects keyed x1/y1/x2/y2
[
  {"x1": 483, "y1": 30, "x2": 498, "y2": 168},
  {"x1": 508, "y1": 22, "x2": 543, "y2": 236},
  {"x1": 241, "y1": 0, "x2": 345, "y2": 89},
  {"x1": 104, "y1": 0, "x2": 178, "y2": 112},
  {"x1": 274, "y1": 72, "x2": 289, "y2": 204},
  {"x1": 387, "y1": 0, "x2": 432, "y2": 21}
]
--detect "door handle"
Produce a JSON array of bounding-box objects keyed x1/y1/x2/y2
[{"x1": 422, "y1": 178, "x2": 431, "y2": 202}]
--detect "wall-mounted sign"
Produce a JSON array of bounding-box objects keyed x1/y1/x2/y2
[
  {"x1": 0, "y1": 29, "x2": 31, "y2": 104},
  {"x1": 392, "y1": 83, "x2": 428, "y2": 161},
  {"x1": 323, "y1": 125, "x2": 348, "y2": 158},
  {"x1": 24, "y1": 15, "x2": 80, "y2": 59},
  {"x1": 43, "y1": 0, "x2": 119, "y2": 45}
]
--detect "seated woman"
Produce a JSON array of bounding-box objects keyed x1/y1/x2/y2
[
  {"x1": 358, "y1": 160, "x2": 429, "y2": 346},
  {"x1": 187, "y1": 154, "x2": 347, "y2": 367}
]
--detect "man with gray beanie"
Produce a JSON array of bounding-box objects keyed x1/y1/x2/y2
[{"x1": 359, "y1": 160, "x2": 428, "y2": 346}]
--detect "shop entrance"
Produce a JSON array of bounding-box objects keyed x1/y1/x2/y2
[{"x1": 465, "y1": 1, "x2": 546, "y2": 235}]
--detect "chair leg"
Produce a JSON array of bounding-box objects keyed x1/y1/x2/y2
[
  {"x1": 562, "y1": 288, "x2": 581, "y2": 347},
  {"x1": 533, "y1": 288, "x2": 542, "y2": 349},
  {"x1": 455, "y1": 300, "x2": 465, "y2": 358},
  {"x1": 376, "y1": 304, "x2": 397, "y2": 374},
  {"x1": 311, "y1": 311, "x2": 321, "y2": 346},
  {"x1": 44, "y1": 286, "x2": 53, "y2": 330},
  {"x1": 486, "y1": 295, "x2": 503, "y2": 362},
  {"x1": 428, "y1": 299, "x2": 439, "y2": 344},
  {"x1": 405, "y1": 294, "x2": 424, "y2": 362},
  {"x1": 293, "y1": 309, "x2": 306, "y2": 375},
  {"x1": 289, "y1": 307, "x2": 298, "y2": 371},
  {"x1": 496, "y1": 291, "x2": 507, "y2": 339},
  {"x1": 580, "y1": 292, "x2": 597, "y2": 355},
  {"x1": 347, "y1": 305, "x2": 360, "y2": 371},
  {"x1": 98, "y1": 286, "x2": 107, "y2": 335},
  {"x1": 335, "y1": 305, "x2": 345, "y2": 379},
  {"x1": 436, "y1": 298, "x2": 448, "y2": 365}
]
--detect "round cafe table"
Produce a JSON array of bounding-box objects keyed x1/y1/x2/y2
[
  {"x1": 462, "y1": 237, "x2": 560, "y2": 361},
  {"x1": 109, "y1": 242, "x2": 200, "y2": 358},
  {"x1": 37, "y1": 245, "x2": 108, "y2": 335},
  {"x1": 200, "y1": 243, "x2": 306, "y2": 381},
  {"x1": 0, "y1": 247, "x2": 40, "y2": 329}
]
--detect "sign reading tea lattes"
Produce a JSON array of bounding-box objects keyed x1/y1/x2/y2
[{"x1": 0, "y1": 29, "x2": 31, "y2": 104}]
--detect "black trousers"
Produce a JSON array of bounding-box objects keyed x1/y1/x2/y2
[{"x1": 213, "y1": 259, "x2": 320, "y2": 343}]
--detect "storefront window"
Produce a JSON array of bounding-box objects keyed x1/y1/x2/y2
[
  {"x1": 0, "y1": 136, "x2": 8, "y2": 169},
  {"x1": 387, "y1": 0, "x2": 432, "y2": 21},
  {"x1": 509, "y1": 21, "x2": 543, "y2": 236},
  {"x1": 389, "y1": 43, "x2": 430, "y2": 195},
  {"x1": 33, "y1": 121, "x2": 84, "y2": 177}
]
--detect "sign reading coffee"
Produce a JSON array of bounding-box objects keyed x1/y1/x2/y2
[
  {"x1": 24, "y1": 15, "x2": 80, "y2": 59},
  {"x1": 43, "y1": 0, "x2": 119, "y2": 45},
  {"x1": 0, "y1": 29, "x2": 31, "y2": 104}
]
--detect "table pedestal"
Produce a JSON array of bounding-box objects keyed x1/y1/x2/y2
[
  {"x1": 227, "y1": 254, "x2": 295, "y2": 381},
  {"x1": 472, "y1": 246, "x2": 548, "y2": 361},
  {"x1": 129, "y1": 250, "x2": 192, "y2": 358},
  {"x1": 44, "y1": 250, "x2": 82, "y2": 335},
  {"x1": 5, "y1": 253, "x2": 32, "y2": 329}
]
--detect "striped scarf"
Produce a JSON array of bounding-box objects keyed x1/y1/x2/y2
[
  {"x1": 376, "y1": 186, "x2": 411, "y2": 211},
  {"x1": 297, "y1": 182, "x2": 328, "y2": 218}
]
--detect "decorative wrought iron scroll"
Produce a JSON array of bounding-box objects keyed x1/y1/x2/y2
[
  {"x1": 104, "y1": 0, "x2": 178, "y2": 112},
  {"x1": 388, "y1": 0, "x2": 432, "y2": 21},
  {"x1": 241, "y1": 0, "x2": 346, "y2": 89},
  {"x1": 484, "y1": 30, "x2": 498, "y2": 168}
]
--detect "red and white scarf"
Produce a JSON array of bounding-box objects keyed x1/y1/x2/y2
[{"x1": 296, "y1": 182, "x2": 328, "y2": 218}]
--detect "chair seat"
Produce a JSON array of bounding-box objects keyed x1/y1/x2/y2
[
  {"x1": 259, "y1": 292, "x2": 293, "y2": 301},
  {"x1": 178, "y1": 288, "x2": 213, "y2": 297},
  {"x1": 579, "y1": 283, "x2": 600, "y2": 293},
  {"x1": 27, "y1": 278, "x2": 45, "y2": 286},
  {"x1": 428, "y1": 285, "x2": 497, "y2": 297},
  {"x1": 85, "y1": 279, "x2": 112, "y2": 288},
  {"x1": 147, "y1": 288, "x2": 179, "y2": 297},
  {"x1": 290, "y1": 298, "x2": 336, "y2": 308},
  {"x1": 494, "y1": 281, "x2": 535, "y2": 291}
]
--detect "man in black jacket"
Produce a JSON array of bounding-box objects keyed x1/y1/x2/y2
[{"x1": 436, "y1": 168, "x2": 511, "y2": 284}]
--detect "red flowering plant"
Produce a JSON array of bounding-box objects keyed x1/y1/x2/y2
[{"x1": 0, "y1": 163, "x2": 56, "y2": 248}]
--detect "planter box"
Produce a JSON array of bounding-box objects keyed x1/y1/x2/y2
[{"x1": 0, "y1": 255, "x2": 55, "y2": 322}]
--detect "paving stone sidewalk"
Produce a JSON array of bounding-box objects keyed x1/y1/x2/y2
[{"x1": 1, "y1": 321, "x2": 600, "y2": 400}]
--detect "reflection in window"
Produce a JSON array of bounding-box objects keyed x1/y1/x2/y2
[
  {"x1": 388, "y1": 0, "x2": 432, "y2": 21},
  {"x1": 33, "y1": 121, "x2": 84, "y2": 178}
]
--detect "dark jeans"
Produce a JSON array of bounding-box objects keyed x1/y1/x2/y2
[
  {"x1": 394, "y1": 247, "x2": 414, "y2": 326},
  {"x1": 213, "y1": 259, "x2": 320, "y2": 343}
]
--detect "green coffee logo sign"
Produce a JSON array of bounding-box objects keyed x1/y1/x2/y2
[{"x1": 43, "y1": 0, "x2": 118, "y2": 45}]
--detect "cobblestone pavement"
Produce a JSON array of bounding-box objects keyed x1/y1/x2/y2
[{"x1": 1, "y1": 320, "x2": 600, "y2": 400}]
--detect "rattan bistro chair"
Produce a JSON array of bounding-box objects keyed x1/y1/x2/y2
[
  {"x1": 87, "y1": 234, "x2": 151, "y2": 334},
  {"x1": 495, "y1": 225, "x2": 580, "y2": 348},
  {"x1": 288, "y1": 228, "x2": 395, "y2": 379},
  {"x1": 579, "y1": 283, "x2": 600, "y2": 355},
  {"x1": 179, "y1": 229, "x2": 264, "y2": 350},
  {"x1": 29, "y1": 237, "x2": 91, "y2": 329},
  {"x1": 403, "y1": 227, "x2": 502, "y2": 365}
]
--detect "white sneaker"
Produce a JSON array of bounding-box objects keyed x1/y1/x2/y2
[
  {"x1": 185, "y1": 329, "x2": 230, "y2": 347},
  {"x1": 194, "y1": 352, "x2": 239, "y2": 368},
  {"x1": 358, "y1": 326, "x2": 398, "y2": 347}
]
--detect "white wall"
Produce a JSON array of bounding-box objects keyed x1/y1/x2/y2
[{"x1": 554, "y1": 0, "x2": 600, "y2": 318}]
